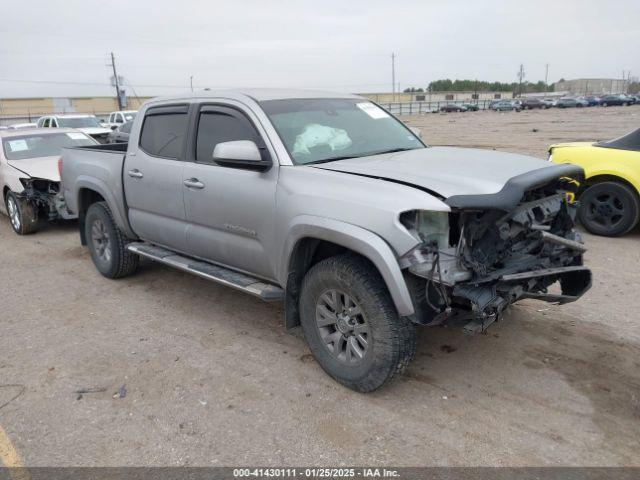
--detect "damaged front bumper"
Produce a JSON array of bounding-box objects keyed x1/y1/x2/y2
[
  {"x1": 19, "y1": 178, "x2": 77, "y2": 221},
  {"x1": 402, "y1": 169, "x2": 592, "y2": 332}
]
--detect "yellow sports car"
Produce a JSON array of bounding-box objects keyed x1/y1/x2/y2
[{"x1": 549, "y1": 127, "x2": 640, "y2": 236}]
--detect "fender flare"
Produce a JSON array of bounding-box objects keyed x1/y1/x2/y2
[
  {"x1": 279, "y1": 215, "x2": 415, "y2": 317},
  {"x1": 74, "y1": 175, "x2": 136, "y2": 239}
]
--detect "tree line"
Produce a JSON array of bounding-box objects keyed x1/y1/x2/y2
[{"x1": 404, "y1": 79, "x2": 555, "y2": 94}]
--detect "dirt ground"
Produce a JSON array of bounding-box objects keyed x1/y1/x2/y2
[{"x1": 0, "y1": 106, "x2": 639, "y2": 467}]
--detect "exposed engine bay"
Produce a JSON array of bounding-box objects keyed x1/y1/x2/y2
[
  {"x1": 401, "y1": 173, "x2": 592, "y2": 333},
  {"x1": 18, "y1": 178, "x2": 76, "y2": 221}
]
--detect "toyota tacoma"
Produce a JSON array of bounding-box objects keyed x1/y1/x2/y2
[{"x1": 60, "y1": 89, "x2": 592, "y2": 391}]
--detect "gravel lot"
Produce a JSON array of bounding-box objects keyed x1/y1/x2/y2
[{"x1": 0, "y1": 106, "x2": 639, "y2": 467}]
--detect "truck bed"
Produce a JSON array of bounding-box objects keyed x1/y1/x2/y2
[{"x1": 60, "y1": 142, "x2": 131, "y2": 237}]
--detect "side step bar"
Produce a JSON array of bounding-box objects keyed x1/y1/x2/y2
[{"x1": 127, "y1": 242, "x2": 284, "y2": 301}]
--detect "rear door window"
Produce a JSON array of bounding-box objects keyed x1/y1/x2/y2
[{"x1": 139, "y1": 105, "x2": 189, "y2": 159}]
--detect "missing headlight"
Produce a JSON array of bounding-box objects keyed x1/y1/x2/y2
[{"x1": 400, "y1": 210, "x2": 450, "y2": 248}]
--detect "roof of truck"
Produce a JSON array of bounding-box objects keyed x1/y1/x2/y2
[{"x1": 150, "y1": 88, "x2": 362, "y2": 104}]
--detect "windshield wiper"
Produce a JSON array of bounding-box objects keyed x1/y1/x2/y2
[
  {"x1": 368, "y1": 147, "x2": 415, "y2": 155},
  {"x1": 305, "y1": 155, "x2": 357, "y2": 165},
  {"x1": 304, "y1": 148, "x2": 416, "y2": 166}
]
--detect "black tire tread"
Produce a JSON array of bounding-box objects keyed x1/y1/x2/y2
[
  {"x1": 578, "y1": 181, "x2": 640, "y2": 237},
  {"x1": 300, "y1": 253, "x2": 416, "y2": 392},
  {"x1": 86, "y1": 201, "x2": 139, "y2": 278},
  {"x1": 5, "y1": 191, "x2": 39, "y2": 235}
]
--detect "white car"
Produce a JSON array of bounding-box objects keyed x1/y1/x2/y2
[
  {"x1": 105, "y1": 110, "x2": 137, "y2": 130},
  {"x1": 36, "y1": 114, "x2": 112, "y2": 143},
  {"x1": 1, "y1": 128, "x2": 97, "y2": 234}
]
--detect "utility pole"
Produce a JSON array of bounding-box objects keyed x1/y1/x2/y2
[
  {"x1": 391, "y1": 52, "x2": 396, "y2": 102},
  {"x1": 517, "y1": 64, "x2": 525, "y2": 97},
  {"x1": 544, "y1": 63, "x2": 549, "y2": 93},
  {"x1": 190, "y1": 75, "x2": 194, "y2": 93},
  {"x1": 109, "y1": 52, "x2": 122, "y2": 111}
]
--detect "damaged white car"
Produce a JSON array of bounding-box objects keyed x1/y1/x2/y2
[{"x1": 1, "y1": 128, "x2": 96, "y2": 234}]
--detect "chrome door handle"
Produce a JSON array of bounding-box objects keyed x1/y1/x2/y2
[
  {"x1": 128, "y1": 169, "x2": 144, "y2": 179},
  {"x1": 183, "y1": 178, "x2": 205, "y2": 189}
]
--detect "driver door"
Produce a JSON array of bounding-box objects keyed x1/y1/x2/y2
[{"x1": 181, "y1": 104, "x2": 278, "y2": 280}]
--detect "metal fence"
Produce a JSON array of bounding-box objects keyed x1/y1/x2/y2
[
  {"x1": 0, "y1": 100, "x2": 501, "y2": 126},
  {"x1": 380, "y1": 99, "x2": 496, "y2": 115}
]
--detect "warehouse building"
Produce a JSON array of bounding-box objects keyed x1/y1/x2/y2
[
  {"x1": 0, "y1": 96, "x2": 152, "y2": 125},
  {"x1": 554, "y1": 78, "x2": 627, "y2": 95}
]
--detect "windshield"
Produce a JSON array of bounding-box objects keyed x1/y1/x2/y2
[
  {"x1": 2, "y1": 132, "x2": 95, "y2": 160},
  {"x1": 58, "y1": 116, "x2": 102, "y2": 128},
  {"x1": 260, "y1": 98, "x2": 424, "y2": 165}
]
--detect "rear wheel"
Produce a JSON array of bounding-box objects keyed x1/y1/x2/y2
[
  {"x1": 4, "y1": 191, "x2": 39, "y2": 235},
  {"x1": 85, "y1": 201, "x2": 139, "y2": 278},
  {"x1": 578, "y1": 182, "x2": 640, "y2": 236},
  {"x1": 299, "y1": 254, "x2": 416, "y2": 392}
]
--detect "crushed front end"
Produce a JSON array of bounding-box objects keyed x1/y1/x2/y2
[
  {"x1": 19, "y1": 178, "x2": 77, "y2": 221},
  {"x1": 401, "y1": 165, "x2": 592, "y2": 333}
]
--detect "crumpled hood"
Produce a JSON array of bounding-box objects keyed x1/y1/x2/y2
[
  {"x1": 8, "y1": 156, "x2": 61, "y2": 182},
  {"x1": 311, "y1": 146, "x2": 555, "y2": 198}
]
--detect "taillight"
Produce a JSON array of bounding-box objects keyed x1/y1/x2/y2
[{"x1": 58, "y1": 157, "x2": 63, "y2": 177}]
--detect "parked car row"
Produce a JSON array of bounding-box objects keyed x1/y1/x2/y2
[
  {"x1": 436, "y1": 93, "x2": 640, "y2": 113},
  {"x1": 1, "y1": 90, "x2": 593, "y2": 392}
]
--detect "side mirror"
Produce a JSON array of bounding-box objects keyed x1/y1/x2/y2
[
  {"x1": 110, "y1": 125, "x2": 118, "y2": 130},
  {"x1": 212, "y1": 140, "x2": 272, "y2": 171},
  {"x1": 410, "y1": 127, "x2": 422, "y2": 139}
]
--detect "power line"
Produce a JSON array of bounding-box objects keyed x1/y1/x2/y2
[{"x1": 0, "y1": 78, "x2": 193, "y2": 89}]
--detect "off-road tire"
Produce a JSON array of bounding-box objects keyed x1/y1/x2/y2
[
  {"x1": 578, "y1": 181, "x2": 640, "y2": 236},
  {"x1": 299, "y1": 254, "x2": 416, "y2": 392},
  {"x1": 5, "y1": 191, "x2": 39, "y2": 235},
  {"x1": 85, "y1": 201, "x2": 139, "y2": 278}
]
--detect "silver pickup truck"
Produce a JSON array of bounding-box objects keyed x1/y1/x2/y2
[{"x1": 61, "y1": 89, "x2": 591, "y2": 391}]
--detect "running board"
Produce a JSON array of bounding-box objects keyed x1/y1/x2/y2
[{"x1": 126, "y1": 242, "x2": 284, "y2": 301}]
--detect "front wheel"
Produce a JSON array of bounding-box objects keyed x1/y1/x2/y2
[
  {"x1": 5, "y1": 191, "x2": 38, "y2": 235},
  {"x1": 85, "y1": 201, "x2": 139, "y2": 278},
  {"x1": 578, "y1": 182, "x2": 640, "y2": 236},
  {"x1": 299, "y1": 254, "x2": 416, "y2": 392}
]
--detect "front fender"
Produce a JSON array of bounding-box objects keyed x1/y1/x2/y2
[
  {"x1": 279, "y1": 215, "x2": 415, "y2": 317},
  {"x1": 73, "y1": 175, "x2": 136, "y2": 239}
]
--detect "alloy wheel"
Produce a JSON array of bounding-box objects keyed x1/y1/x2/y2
[
  {"x1": 585, "y1": 192, "x2": 625, "y2": 229},
  {"x1": 91, "y1": 218, "x2": 112, "y2": 264},
  {"x1": 315, "y1": 289, "x2": 371, "y2": 365},
  {"x1": 6, "y1": 196, "x2": 20, "y2": 231}
]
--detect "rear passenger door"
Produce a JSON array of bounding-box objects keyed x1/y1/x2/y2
[
  {"x1": 124, "y1": 104, "x2": 190, "y2": 252},
  {"x1": 181, "y1": 103, "x2": 278, "y2": 280}
]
